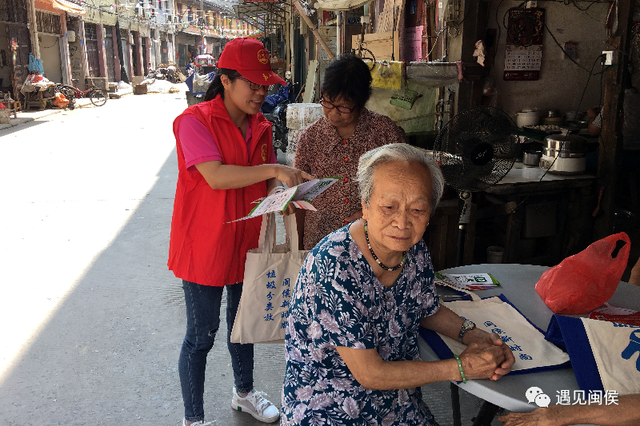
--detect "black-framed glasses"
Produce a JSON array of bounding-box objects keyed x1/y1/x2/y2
[
  {"x1": 237, "y1": 76, "x2": 273, "y2": 92},
  {"x1": 319, "y1": 98, "x2": 355, "y2": 114}
]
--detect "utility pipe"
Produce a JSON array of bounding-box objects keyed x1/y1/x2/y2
[{"x1": 336, "y1": 11, "x2": 340, "y2": 58}]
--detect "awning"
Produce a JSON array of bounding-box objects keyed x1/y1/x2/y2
[
  {"x1": 52, "y1": 0, "x2": 85, "y2": 15},
  {"x1": 233, "y1": 2, "x2": 287, "y2": 33}
]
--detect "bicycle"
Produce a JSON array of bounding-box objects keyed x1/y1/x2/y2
[{"x1": 55, "y1": 79, "x2": 107, "y2": 109}]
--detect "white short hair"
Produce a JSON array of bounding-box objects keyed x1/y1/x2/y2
[{"x1": 357, "y1": 143, "x2": 445, "y2": 213}]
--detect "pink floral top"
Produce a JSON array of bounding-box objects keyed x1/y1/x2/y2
[{"x1": 293, "y1": 108, "x2": 405, "y2": 250}]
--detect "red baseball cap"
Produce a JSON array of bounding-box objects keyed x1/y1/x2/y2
[{"x1": 217, "y1": 38, "x2": 286, "y2": 86}]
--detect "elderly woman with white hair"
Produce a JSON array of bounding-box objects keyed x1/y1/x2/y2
[{"x1": 281, "y1": 143, "x2": 515, "y2": 426}]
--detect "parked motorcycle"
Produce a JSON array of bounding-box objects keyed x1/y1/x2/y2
[
  {"x1": 146, "y1": 65, "x2": 177, "y2": 83},
  {"x1": 261, "y1": 79, "x2": 295, "y2": 153}
]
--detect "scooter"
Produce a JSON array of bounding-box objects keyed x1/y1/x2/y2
[
  {"x1": 261, "y1": 74, "x2": 295, "y2": 153},
  {"x1": 268, "y1": 101, "x2": 290, "y2": 153}
]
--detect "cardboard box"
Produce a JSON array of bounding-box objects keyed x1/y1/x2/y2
[
  {"x1": 351, "y1": 31, "x2": 399, "y2": 61},
  {"x1": 134, "y1": 84, "x2": 148, "y2": 95}
]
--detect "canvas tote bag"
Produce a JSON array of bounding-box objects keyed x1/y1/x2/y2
[
  {"x1": 231, "y1": 213, "x2": 309, "y2": 344},
  {"x1": 546, "y1": 315, "x2": 640, "y2": 395},
  {"x1": 421, "y1": 295, "x2": 570, "y2": 374}
]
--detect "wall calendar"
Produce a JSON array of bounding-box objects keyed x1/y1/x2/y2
[{"x1": 503, "y1": 8, "x2": 545, "y2": 81}]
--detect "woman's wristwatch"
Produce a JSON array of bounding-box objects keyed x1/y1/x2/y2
[{"x1": 458, "y1": 320, "x2": 476, "y2": 343}]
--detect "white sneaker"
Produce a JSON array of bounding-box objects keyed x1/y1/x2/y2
[
  {"x1": 182, "y1": 418, "x2": 215, "y2": 426},
  {"x1": 231, "y1": 386, "x2": 280, "y2": 423}
]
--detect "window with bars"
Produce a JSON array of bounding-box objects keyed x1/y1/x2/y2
[{"x1": 85, "y1": 23, "x2": 98, "y2": 41}]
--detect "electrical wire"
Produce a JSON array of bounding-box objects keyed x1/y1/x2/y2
[
  {"x1": 543, "y1": 20, "x2": 595, "y2": 73},
  {"x1": 505, "y1": 153, "x2": 559, "y2": 216},
  {"x1": 572, "y1": 0, "x2": 603, "y2": 13},
  {"x1": 501, "y1": 5, "x2": 610, "y2": 77},
  {"x1": 426, "y1": 26, "x2": 447, "y2": 60},
  {"x1": 574, "y1": 53, "x2": 607, "y2": 116},
  {"x1": 494, "y1": 0, "x2": 508, "y2": 48},
  {"x1": 443, "y1": 0, "x2": 472, "y2": 39},
  {"x1": 502, "y1": 7, "x2": 586, "y2": 71},
  {"x1": 553, "y1": 0, "x2": 604, "y2": 13}
]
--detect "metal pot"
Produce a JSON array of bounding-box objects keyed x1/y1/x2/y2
[
  {"x1": 544, "y1": 134, "x2": 586, "y2": 155},
  {"x1": 523, "y1": 150, "x2": 542, "y2": 166},
  {"x1": 542, "y1": 147, "x2": 585, "y2": 158}
]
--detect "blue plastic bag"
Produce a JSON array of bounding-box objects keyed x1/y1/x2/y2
[{"x1": 28, "y1": 53, "x2": 44, "y2": 74}]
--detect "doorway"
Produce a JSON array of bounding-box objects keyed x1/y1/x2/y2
[
  {"x1": 38, "y1": 34, "x2": 62, "y2": 83},
  {"x1": 84, "y1": 23, "x2": 100, "y2": 77}
]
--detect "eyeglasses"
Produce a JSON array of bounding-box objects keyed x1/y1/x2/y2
[
  {"x1": 237, "y1": 76, "x2": 273, "y2": 92},
  {"x1": 319, "y1": 98, "x2": 355, "y2": 114}
]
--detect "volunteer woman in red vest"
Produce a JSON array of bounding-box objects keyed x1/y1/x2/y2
[{"x1": 169, "y1": 38, "x2": 312, "y2": 426}]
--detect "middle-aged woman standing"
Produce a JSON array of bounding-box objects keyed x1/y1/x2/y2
[
  {"x1": 169, "y1": 38, "x2": 312, "y2": 426},
  {"x1": 281, "y1": 143, "x2": 515, "y2": 425},
  {"x1": 293, "y1": 54, "x2": 406, "y2": 250}
]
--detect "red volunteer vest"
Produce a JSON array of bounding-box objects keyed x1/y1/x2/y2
[{"x1": 168, "y1": 95, "x2": 273, "y2": 286}]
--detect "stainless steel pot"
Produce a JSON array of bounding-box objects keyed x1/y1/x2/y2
[
  {"x1": 542, "y1": 147, "x2": 586, "y2": 158},
  {"x1": 544, "y1": 134, "x2": 587, "y2": 155},
  {"x1": 523, "y1": 150, "x2": 542, "y2": 166}
]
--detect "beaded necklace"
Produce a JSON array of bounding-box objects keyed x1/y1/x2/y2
[{"x1": 363, "y1": 220, "x2": 407, "y2": 272}]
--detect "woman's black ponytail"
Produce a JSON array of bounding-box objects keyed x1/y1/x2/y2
[{"x1": 203, "y1": 68, "x2": 240, "y2": 101}]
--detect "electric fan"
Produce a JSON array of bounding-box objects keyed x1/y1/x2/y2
[{"x1": 433, "y1": 106, "x2": 519, "y2": 266}]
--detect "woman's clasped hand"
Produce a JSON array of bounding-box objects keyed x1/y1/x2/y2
[{"x1": 458, "y1": 332, "x2": 515, "y2": 381}]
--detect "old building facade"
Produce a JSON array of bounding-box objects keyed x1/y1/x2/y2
[{"x1": 0, "y1": 0, "x2": 258, "y2": 97}]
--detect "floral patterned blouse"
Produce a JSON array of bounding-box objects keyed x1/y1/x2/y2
[
  {"x1": 281, "y1": 224, "x2": 441, "y2": 426},
  {"x1": 293, "y1": 109, "x2": 405, "y2": 250}
]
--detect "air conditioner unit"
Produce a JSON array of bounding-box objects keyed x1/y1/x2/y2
[{"x1": 67, "y1": 30, "x2": 76, "y2": 42}]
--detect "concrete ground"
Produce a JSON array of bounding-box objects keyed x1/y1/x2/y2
[
  {"x1": 0, "y1": 96, "x2": 94, "y2": 130},
  {"x1": 0, "y1": 88, "x2": 500, "y2": 426}
]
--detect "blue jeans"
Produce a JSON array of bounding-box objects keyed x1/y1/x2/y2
[{"x1": 179, "y1": 280, "x2": 254, "y2": 422}]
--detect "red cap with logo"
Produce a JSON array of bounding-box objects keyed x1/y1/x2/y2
[{"x1": 216, "y1": 38, "x2": 286, "y2": 87}]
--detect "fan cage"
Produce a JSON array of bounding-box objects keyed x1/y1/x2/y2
[{"x1": 433, "y1": 106, "x2": 518, "y2": 192}]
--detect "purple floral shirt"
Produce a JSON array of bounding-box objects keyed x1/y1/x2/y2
[{"x1": 281, "y1": 224, "x2": 440, "y2": 426}]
